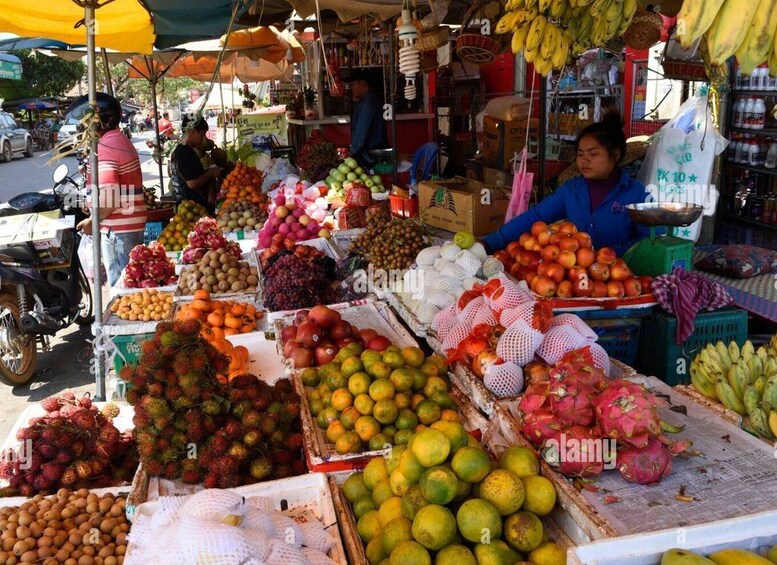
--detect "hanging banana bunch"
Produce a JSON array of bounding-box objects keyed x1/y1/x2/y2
[{"x1": 496, "y1": 0, "x2": 637, "y2": 75}]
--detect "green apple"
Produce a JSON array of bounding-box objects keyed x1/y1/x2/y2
[
  {"x1": 331, "y1": 181, "x2": 343, "y2": 190},
  {"x1": 355, "y1": 166, "x2": 364, "y2": 176},
  {"x1": 365, "y1": 179, "x2": 375, "y2": 188},
  {"x1": 325, "y1": 176, "x2": 334, "y2": 186},
  {"x1": 338, "y1": 164, "x2": 351, "y2": 175},
  {"x1": 454, "y1": 231, "x2": 476, "y2": 250},
  {"x1": 334, "y1": 172, "x2": 346, "y2": 182},
  {"x1": 345, "y1": 157, "x2": 358, "y2": 169},
  {"x1": 371, "y1": 175, "x2": 383, "y2": 185},
  {"x1": 370, "y1": 186, "x2": 382, "y2": 193},
  {"x1": 330, "y1": 168, "x2": 338, "y2": 177},
  {"x1": 347, "y1": 172, "x2": 357, "y2": 181}
]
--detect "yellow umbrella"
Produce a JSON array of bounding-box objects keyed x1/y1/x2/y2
[{"x1": 0, "y1": 0, "x2": 155, "y2": 53}]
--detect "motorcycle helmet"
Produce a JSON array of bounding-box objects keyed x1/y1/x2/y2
[
  {"x1": 65, "y1": 93, "x2": 122, "y2": 133},
  {"x1": 181, "y1": 111, "x2": 207, "y2": 132}
]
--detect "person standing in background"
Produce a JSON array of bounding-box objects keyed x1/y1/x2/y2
[{"x1": 344, "y1": 69, "x2": 387, "y2": 168}]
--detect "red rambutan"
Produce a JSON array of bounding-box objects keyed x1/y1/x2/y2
[
  {"x1": 144, "y1": 460, "x2": 163, "y2": 476},
  {"x1": 40, "y1": 395, "x2": 62, "y2": 412},
  {"x1": 215, "y1": 455, "x2": 239, "y2": 476},
  {"x1": 173, "y1": 318, "x2": 201, "y2": 336},
  {"x1": 274, "y1": 464, "x2": 292, "y2": 479},
  {"x1": 126, "y1": 389, "x2": 141, "y2": 405},
  {"x1": 287, "y1": 433, "x2": 304, "y2": 452},
  {"x1": 272, "y1": 449, "x2": 292, "y2": 466},
  {"x1": 218, "y1": 473, "x2": 240, "y2": 489},
  {"x1": 269, "y1": 430, "x2": 286, "y2": 447},
  {"x1": 60, "y1": 467, "x2": 77, "y2": 486},
  {"x1": 77, "y1": 396, "x2": 93, "y2": 409},
  {"x1": 162, "y1": 461, "x2": 180, "y2": 479},
  {"x1": 181, "y1": 470, "x2": 202, "y2": 484},
  {"x1": 147, "y1": 382, "x2": 165, "y2": 397},
  {"x1": 203, "y1": 473, "x2": 219, "y2": 489},
  {"x1": 224, "y1": 420, "x2": 243, "y2": 440},
  {"x1": 74, "y1": 460, "x2": 92, "y2": 480}
]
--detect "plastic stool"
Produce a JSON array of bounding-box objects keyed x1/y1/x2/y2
[{"x1": 410, "y1": 142, "x2": 438, "y2": 186}]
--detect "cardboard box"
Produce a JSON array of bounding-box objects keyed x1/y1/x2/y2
[
  {"x1": 482, "y1": 166, "x2": 514, "y2": 188},
  {"x1": 418, "y1": 177, "x2": 510, "y2": 236},
  {"x1": 0, "y1": 211, "x2": 74, "y2": 265},
  {"x1": 482, "y1": 116, "x2": 538, "y2": 171}
]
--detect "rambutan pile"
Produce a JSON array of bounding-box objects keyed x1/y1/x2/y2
[
  {"x1": 124, "y1": 321, "x2": 306, "y2": 487},
  {"x1": 0, "y1": 394, "x2": 137, "y2": 496}
]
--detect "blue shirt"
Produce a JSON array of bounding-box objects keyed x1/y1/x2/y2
[
  {"x1": 483, "y1": 170, "x2": 652, "y2": 256},
  {"x1": 350, "y1": 90, "x2": 386, "y2": 166}
]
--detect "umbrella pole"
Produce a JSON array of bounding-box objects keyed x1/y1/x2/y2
[
  {"x1": 86, "y1": 2, "x2": 106, "y2": 401},
  {"x1": 101, "y1": 49, "x2": 114, "y2": 97},
  {"x1": 151, "y1": 76, "x2": 164, "y2": 196}
]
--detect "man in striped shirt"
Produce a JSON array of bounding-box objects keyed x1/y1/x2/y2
[{"x1": 75, "y1": 93, "x2": 147, "y2": 286}]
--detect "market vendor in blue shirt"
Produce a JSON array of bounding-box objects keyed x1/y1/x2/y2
[
  {"x1": 483, "y1": 112, "x2": 652, "y2": 256},
  {"x1": 345, "y1": 69, "x2": 387, "y2": 168}
]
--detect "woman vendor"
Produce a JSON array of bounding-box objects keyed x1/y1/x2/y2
[{"x1": 482, "y1": 112, "x2": 651, "y2": 256}]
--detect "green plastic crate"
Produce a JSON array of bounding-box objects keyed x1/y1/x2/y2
[
  {"x1": 584, "y1": 318, "x2": 642, "y2": 367},
  {"x1": 636, "y1": 308, "x2": 748, "y2": 385},
  {"x1": 111, "y1": 332, "x2": 155, "y2": 374}
]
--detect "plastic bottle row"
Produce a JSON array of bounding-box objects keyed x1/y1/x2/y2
[
  {"x1": 735, "y1": 65, "x2": 777, "y2": 91},
  {"x1": 728, "y1": 134, "x2": 777, "y2": 169},
  {"x1": 733, "y1": 97, "x2": 769, "y2": 130}
]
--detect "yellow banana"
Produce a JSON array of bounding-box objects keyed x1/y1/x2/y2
[
  {"x1": 736, "y1": 0, "x2": 777, "y2": 75},
  {"x1": 715, "y1": 341, "x2": 732, "y2": 371},
  {"x1": 728, "y1": 340, "x2": 741, "y2": 364},
  {"x1": 511, "y1": 22, "x2": 532, "y2": 53},
  {"x1": 591, "y1": 15, "x2": 609, "y2": 45},
  {"x1": 715, "y1": 378, "x2": 747, "y2": 415},
  {"x1": 708, "y1": 548, "x2": 776, "y2": 564},
  {"x1": 497, "y1": 8, "x2": 538, "y2": 34},
  {"x1": 589, "y1": 0, "x2": 611, "y2": 18},
  {"x1": 550, "y1": 0, "x2": 567, "y2": 19},
  {"x1": 540, "y1": 23, "x2": 559, "y2": 64},
  {"x1": 748, "y1": 354, "x2": 763, "y2": 384},
  {"x1": 696, "y1": 362, "x2": 717, "y2": 388},
  {"x1": 676, "y1": 0, "x2": 726, "y2": 49},
  {"x1": 618, "y1": 0, "x2": 637, "y2": 36},
  {"x1": 738, "y1": 360, "x2": 753, "y2": 392},
  {"x1": 765, "y1": 357, "x2": 777, "y2": 378},
  {"x1": 691, "y1": 367, "x2": 719, "y2": 400},
  {"x1": 742, "y1": 339, "x2": 755, "y2": 360},
  {"x1": 727, "y1": 363, "x2": 746, "y2": 400},
  {"x1": 525, "y1": 0, "x2": 539, "y2": 9},
  {"x1": 506, "y1": 0, "x2": 527, "y2": 10},
  {"x1": 552, "y1": 31, "x2": 569, "y2": 69},
  {"x1": 526, "y1": 15, "x2": 547, "y2": 52},
  {"x1": 758, "y1": 345, "x2": 769, "y2": 366},
  {"x1": 539, "y1": 0, "x2": 553, "y2": 13},
  {"x1": 702, "y1": 346, "x2": 725, "y2": 374},
  {"x1": 754, "y1": 375, "x2": 766, "y2": 397},
  {"x1": 762, "y1": 376, "x2": 777, "y2": 410},
  {"x1": 771, "y1": 334, "x2": 777, "y2": 351},
  {"x1": 576, "y1": 0, "x2": 594, "y2": 6},
  {"x1": 769, "y1": 410, "x2": 777, "y2": 438}
]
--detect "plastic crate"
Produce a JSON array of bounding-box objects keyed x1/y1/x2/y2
[
  {"x1": 111, "y1": 332, "x2": 155, "y2": 374},
  {"x1": 636, "y1": 308, "x2": 748, "y2": 385},
  {"x1": 143, "y1": 221, "x2": 164, "y2": 244},
  {"x1": 585, "y1": 318, "x2": 642, "y2": 366}
]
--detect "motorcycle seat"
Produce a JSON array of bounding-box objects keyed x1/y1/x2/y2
[{"x1": 0, "y1": 244, "x2": 39, "y2": 264}]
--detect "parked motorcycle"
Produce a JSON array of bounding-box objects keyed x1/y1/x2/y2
[{"x1": 0, "y1": 163, "x2": 93, "y2": 385}]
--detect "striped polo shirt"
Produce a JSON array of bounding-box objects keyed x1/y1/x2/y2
[{"x1": 86, "y1": 129, "x2": 147, "y2": 234}]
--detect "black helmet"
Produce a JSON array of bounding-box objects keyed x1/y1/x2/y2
[{"x1": 65, "y1": 93, "x2": 122, "y2": 133}]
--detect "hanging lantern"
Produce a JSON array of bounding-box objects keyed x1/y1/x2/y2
[{"x1": 397, "y1": 9, "x2": 420, "y2": 100}]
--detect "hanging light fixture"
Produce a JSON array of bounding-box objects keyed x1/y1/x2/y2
[{"x1": 397, "y1": 8, "x2": 420, "y2": 100}]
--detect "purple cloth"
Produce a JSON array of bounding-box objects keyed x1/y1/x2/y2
[
  {"x1": 652, "y1": 268, "x2": 734, "y2": 344},
  {"x1": 586, "y1": 169, "x2": 620, "y2": 211}
]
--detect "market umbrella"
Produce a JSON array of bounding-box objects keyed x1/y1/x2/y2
[
  {"x1": 220, "y1": 25, "x2": 305, "y2": 64},
  {"x1": 16, "y1": 100, "x2": 59, "y2": 110}
]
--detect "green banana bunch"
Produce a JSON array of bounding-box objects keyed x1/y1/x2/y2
[
  {"x1": 762, "y1": 375, "x2": 777, "y2": 411},
  {"x1": 735, "y1": 0, "x2": 777, "y2": 75},
  {"x1": 742, "y1": 340, "x2": 755, "y2": 361},
  {"x1": 690, "y1": 360, "x2": 719, "y2": 400},
  {"x1": 748, "y1": 354, "x2": 764, "y2": 385},
  {"x1": 618, "y1": 0, "x2": 637, "y2": 36},
  {"x1": 715, "y1": 378, "x2": 747, "y2": 415},
  {"x1": 676, "y1": 0, "x2": 726, "y2": 49},
  {"x1": 728, "y1": 340, "x2": 740, "y2": 365},
  {"x1": 715, "y1": 341, "x2": 733, "y2": 372},
  {"x1": 727, "y1": 361, "x2": 748, "y2": 400}
]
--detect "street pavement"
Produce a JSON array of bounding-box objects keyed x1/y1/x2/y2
[{"x1": 0, "y1": 130, "x2": 164, "y2": 441}]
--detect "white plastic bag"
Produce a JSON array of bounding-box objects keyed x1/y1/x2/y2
[
  {"x1": 638, "y1": 95, "x2": 728, "y2": 242},
  {"x1": 78, "y1": 234, "x2": 95, "y2": 281}
]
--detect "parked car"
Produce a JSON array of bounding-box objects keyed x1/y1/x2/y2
[
  {"x1": 0, "y1": 112, "x2": 33, "y2": 162},
  {"x1": 56, "y1": 114, "x2": 80, "y2": 151}
]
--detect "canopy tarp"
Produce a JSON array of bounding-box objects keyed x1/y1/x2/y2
[
  {"x1": 0, "y1": 0, "x2": 155, "y2": 53},
  {"x1": 143, "y1": 0, "x2": 251, "y2": 49},
  {"x1": 140, "y1": 52, "x2": 293, "y2": 83},
  {"x1": 287, "y1": 0, "x2": 411, "y2": 22}
]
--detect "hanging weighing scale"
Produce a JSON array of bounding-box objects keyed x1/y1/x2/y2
[{"x1": 623, "y1": 203, "x2": 704, "y2": 277}]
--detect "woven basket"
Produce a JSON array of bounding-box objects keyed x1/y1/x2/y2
[
  {"x1": 415, "y1": 26, "x2": 449, "y2": 52},
  {"x1": 455, "y1": 0, "x2": 507, "y2": 65},
  {"x1": 624, "y1": 10, "x2": 663, "y2": 50},
  {"x1": 420, "y1": 50, "x2": 439, "y2": 73}
]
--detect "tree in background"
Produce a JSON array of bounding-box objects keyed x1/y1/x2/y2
[{"x1": 13, "y1": 50, "x2": 85, "y2": 97}]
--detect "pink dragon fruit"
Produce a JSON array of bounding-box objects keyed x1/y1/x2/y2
[
  {"x1": 140, "y1": 279, "x2": 158, "y2": 288},
  {"x1": 593, "y1": 379, "x2": 665, "y2": 448},
  {"x1": 148, "y1": 242, "x2": 167, "y2": 261},
  {"x1": 182, "y1": 247, "x2": 207, "y2": 264},
  {"x1": 519, "y1": 382, "x2": 551, "y2": 414},
  {"x1": 205, "y1": 232, "x2": 226, "y2": 250},
  {"x1": 542, "y1": 426, "x2": 607, "y2": 478},
  {"x1": 548, "y1": 371, "x2": 596, "y2": 427},
  {"x1": 225, "y1": 241, "x2": 241, "y2": 258},
  {"x1": 194, "y1": 217, "x2": 220, "y2": 236},
  {"x1": 128, "y1": 245, "x2": 153, "y2": 263},
  {"x1": 187, "y1": 231, "x2": 207, "y2": 248},
  {"x1": 521, "y1": 409, "x2": 562, "y2": 446},
  {"x1": 147, "y1": 260, "x2": 172, "y2": 282},
  {"x1": 552, "y1": 359, "x2": 608, "y2": 392},
  {"x1": 124, "y1": 262, "x2": 144, "y2": 283},
  {"x1": 616, "y1": 437, "x2": 672, "y2": 484}
]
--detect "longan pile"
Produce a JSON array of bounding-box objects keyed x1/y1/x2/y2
[
  {"x1": 0, "y1": 489, "x2": 129, "y2": 565},
  {"x1": 179, "y1": 248, "x2": 259, "y2": 295},
  {"x1": 110, "y1": 289, "x2": 173, "y2": 322},
  {"x1": 351, "y1": 216, "x2": 429, "y2": 271}
]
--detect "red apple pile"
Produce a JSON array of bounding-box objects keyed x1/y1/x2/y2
[
  {"x1": 279, "y1": 305, "x2": 392, "y2": 369},
  {"x1": 492, "y1": 220, "x2": 653, "y2": 299}
]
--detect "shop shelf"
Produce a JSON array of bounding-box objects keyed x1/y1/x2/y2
[
  {"x1": 725, "y1": 161, "x2": 777, "y2": 177},
  {"x1": 728, "y1": 126, "x2": 777, "y2": 136},
  {"x1": 636, "y1": 308, "x2": 748, "y2": 385},
  {"x1": 720, "y1": 212, "x2": 777, "y2": 231}
]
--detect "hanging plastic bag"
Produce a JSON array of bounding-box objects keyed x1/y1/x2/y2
[
  {"x1": 505, "y1": 147, "x2": 534, "y2": 222},
  {"x1": 78, "y1": 234, "x2": 95, "y2": 281},
  {"x1": 638, "y1": 95, "x2": 728, "y2": 242}
]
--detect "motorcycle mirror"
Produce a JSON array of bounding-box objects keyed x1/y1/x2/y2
[{"x1": 52, "y1": 164, "x2": 69, "y2": 185}]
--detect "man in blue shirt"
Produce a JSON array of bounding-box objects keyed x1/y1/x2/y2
[{"x1": 345, "y1": 70, "x2": 387, "y2": 167}]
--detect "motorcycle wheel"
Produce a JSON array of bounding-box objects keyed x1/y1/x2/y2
[
  {"x1": 75, "y1": 266, "x2": 94, "y2": 326},
  {"x1": 0, "y1": 293, "x2": 37, "y2": 386}
]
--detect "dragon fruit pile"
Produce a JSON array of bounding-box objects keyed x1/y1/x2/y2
[
  {"x1": 432, "y1": 274, "x2": 611, "y2": 399},
  {"x1": 125, "y1": 243, "x2": 177, "y2": 288},
  {"x1": 182, "y1": 217, "x2": 242, "y2": 264},
  {"x1": 0, "y1": 394, "x2": 137, "y2": 496},
  {"x1": 257, "y1": 177, "x2": 332, "y2": 249},
  {"x1": 518, "y1": 351, "x2": 691, "y2": 485}
]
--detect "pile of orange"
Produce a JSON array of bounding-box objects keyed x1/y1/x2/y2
[{"x1": 220, "y1": 162, "x2": 267, "y2": 209}]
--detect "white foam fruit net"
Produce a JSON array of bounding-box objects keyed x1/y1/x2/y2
[
  {"x1": 438, "y1": 261, "x2": 468, "y2": 281},
  {"x1": 441, "y1": 319, "x2": 472, "y2": 352},
  {"x1": 536, "y1": 325, "x2": 589, "y2": 365},
  {"x1": 433, "y1": 275, "x2": 464, "y2": 295},
  {"x1": 481, "y1": 257, "x2": 505, "y2": 278},
  {"x1": 455, "y1": 249, "x2": 483, "y2": 276},
  {"x1": 468, "y1": 241, "x2": 488, "y2": 260},
  {"x1": 124, "y1": 489, "x2": 333, "y2": 565},
  {"x1": 301, "y1": 548, "x2": 337, "y2": 565},
  {"x1": 416, "y1": 302, "x2": 441, "y2": 325},
  {"x1": 440, "y1": 241, "x2": 462, "y2": 261},
  {"x1": 431, "y1": 304, "x2": 457, "y2": 336},
  {"x1": 415, "y1": 245, "x2": 441, "y2": 266},
  {"x1": 499, "y1": 301, "x2": 539, "y2": 328},
  {"x1": 550, "y1": 313, "x2": 598, "y2": 342},
  {"x1": 489, "y1": 280, "x2": 534, "y2": 313},
  {"x1": 471, "y1": 304, "x2": 498, "y2": 327},
  {"x1": 457, "y1": 296, "x2": 486, "y2": 322},
  {"x1": 589, "y1": 342, "x2": 612, "y2": 374},
  {"x1": 425, "y1": 289, "x2": 456, "y2": 309},
  {"x1": 484, "y1": 362, "x2": 525, "y2": 398},
  {"x1": 496, "y1": 320, "x2": 544, "y2": 366}
]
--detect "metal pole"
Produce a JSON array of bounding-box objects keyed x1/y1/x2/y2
[
  {"x1": 86, "y1": 3, "x2": 105, "y2": 400},
  {"x1": 150, "y1": 73, "x2": 165, "y2": 195},
  {"x1": 101, "y1": 49, "x2": 114, "y2": 97},
  {"x1": 389, "y1": 22, "x2": 397, "y2": 186}
]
